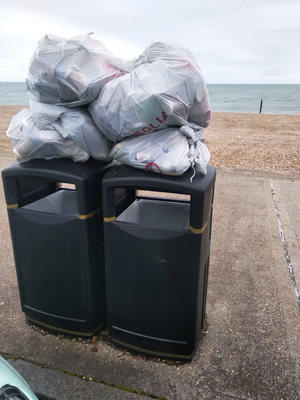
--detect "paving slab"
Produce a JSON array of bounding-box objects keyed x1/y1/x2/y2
[
  {"x1": 8, "y1": 358, "x2": 150, "y2": 400},
  {"x1": 0, "y1": 151, "x2": 300, "y2": 400}
]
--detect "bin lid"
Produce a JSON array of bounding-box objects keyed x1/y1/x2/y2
[
  {"x1": 102, "y1": 164, "x2": 216, "y2": 197},
  {"x1": 2, "y1": 158, "x2": 116, "y2": 185}
]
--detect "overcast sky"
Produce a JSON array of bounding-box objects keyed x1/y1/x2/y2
[{"x1": 1, "y1": 0, "x2": 299, "y2": 84}]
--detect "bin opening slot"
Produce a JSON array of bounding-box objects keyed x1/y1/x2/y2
[
  {"x1": 116, "y1": 198, "x2": 190, "y2": 230},
  {"x1": 22, "y1": 189, "x2": 77, "y2": 216},
  {"x1": 137, "y1": 190, "x2": 190, "y2": 202},
  {"x1": 16, "y1": 177, "x2": 58, "y2": 207},
  {"x1": 59, "y1": 183, "x2": 76, "y2": 190},
  {"x1": 113, "y1": 188, "x2": 136, "y2": 217}
]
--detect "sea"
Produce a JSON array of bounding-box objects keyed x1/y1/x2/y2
[{"x1": 0, "y1": 82, "x2": 299, "y2": 115}]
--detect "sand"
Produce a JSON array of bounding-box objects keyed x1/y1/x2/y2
[{"x1": 1, "y1": 105, "x2": 300, "y2": 172}]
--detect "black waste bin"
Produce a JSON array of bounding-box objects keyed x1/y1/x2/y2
[
  {"x1": 102, "y1": 164, "x2": 216, "y2": 359},
  {"x1": 2, "y1": 157, "x2": 125, "y2": 337}
]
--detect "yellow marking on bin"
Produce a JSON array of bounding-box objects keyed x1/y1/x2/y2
[
  {"x1": 7, "y1": 204, "x2": 18, "y2": 209},
  {"x1": 103, "y1": 216, "x2": 116, "y2": 222},
  {"x1": 77, "y1": 209, "x2": 99, "y2": 220},
  {"x1": 189, "y1": 221, "x2": 208, "y2": 234}
]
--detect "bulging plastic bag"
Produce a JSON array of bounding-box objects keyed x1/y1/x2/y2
[
  {"x1": 135, "y1": 40, "x2": 211, "y2": 127},
  {"x1": 30, "y1": 99, "x2": 113, "y2": 162},
  {"x1": 110, "y1": 126, "x2": 210, "y2": 176},
  {"x1": 89, "y1": 40, "x2": 211, "y2": 143},
  {"x1": 6, "y1": 109, "x2": 89, "y2": 163},
  {"x1": 26, "y1": 33, "x2": 124, "y2": 107}
]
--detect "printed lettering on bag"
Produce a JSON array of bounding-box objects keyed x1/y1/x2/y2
[{"x1": 135, "y1": 111, "x2": 168, "y2": 135}]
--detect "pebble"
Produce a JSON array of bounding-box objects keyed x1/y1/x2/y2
[{"x1": 92, "y1": 336, "x2": 98, "y2": 343}]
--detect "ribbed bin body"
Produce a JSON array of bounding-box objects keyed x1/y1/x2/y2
[
  {"x1": 2, "y1": 158, "x2": 116, "y2": 336},
  {"x1": 102, "y1": 165, "x2": 216, "y2": 359}
]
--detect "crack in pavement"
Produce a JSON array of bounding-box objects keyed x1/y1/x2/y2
[{"x1": 270, "y1": 179, "x2": 300, "y2": 308}]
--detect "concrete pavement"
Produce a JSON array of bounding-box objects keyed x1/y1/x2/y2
[{"x1": 0, "y1": 149, "x2": 300, "y2": 400}]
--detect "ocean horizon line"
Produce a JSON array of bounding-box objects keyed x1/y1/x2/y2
[{"x1": 1, "y1": 82, "x2": 299, "y2": 114}]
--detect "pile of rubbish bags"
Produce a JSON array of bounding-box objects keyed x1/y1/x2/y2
[{"x1": 7, "y1": 33, "x2": 211, "y2": 176}]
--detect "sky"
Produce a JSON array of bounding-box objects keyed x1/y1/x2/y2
[{"x1": 0, "y1": 0, "x2": 299, "y2": 84}]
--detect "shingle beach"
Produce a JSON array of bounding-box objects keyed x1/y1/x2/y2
[{"x1": 1, "y1": 105, "x2": 299, "y2": 172}]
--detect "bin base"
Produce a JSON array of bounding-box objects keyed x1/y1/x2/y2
[
  {"x1": 26, "y1": 317, "x2": 104, "y2": 338},
  {"x1": 112, "y1": 338, "x2": 195, "y2": 361}
]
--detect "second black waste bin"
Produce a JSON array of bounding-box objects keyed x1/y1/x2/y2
[
  {"x1": 2, "y1": 157, "x2": 126, "y2": 337},
  {"x1": 102, "y1": 164, "x2": 216, "y2": 359}
]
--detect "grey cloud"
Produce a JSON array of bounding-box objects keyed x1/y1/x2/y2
[{"x1": 1, "y1": 0, "x2": 299, "y2": 83}]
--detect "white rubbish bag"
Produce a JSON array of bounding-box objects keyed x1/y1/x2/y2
[
  {"x1": 30, "y1": 99, "x2": 113, "y2": 162},
  {"x1": 134, "y1": 40, "x2": 211, "y2": 127},
  {"x1": 110, "y1": 126, "x2": 210, "y2": 176},
  {"x1": 26, "y1": 33, "x2": 124, "y2": 106},
  {"x1": 6, "y1": 109, "x2": 89, "y2": 163},
  {"x1": 89, "y1": 40, "x2": 211, "y2": 143}
]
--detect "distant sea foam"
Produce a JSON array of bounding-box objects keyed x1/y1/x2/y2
[{"x1": 0, "y1": 82, "x2": 299, "y2": 115}]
